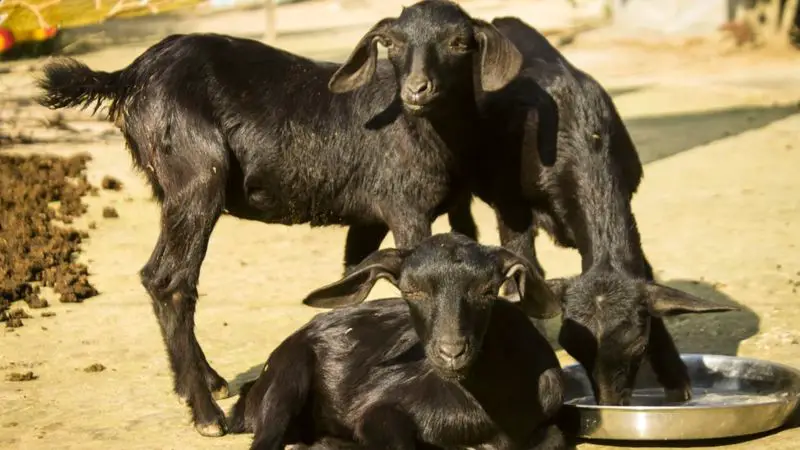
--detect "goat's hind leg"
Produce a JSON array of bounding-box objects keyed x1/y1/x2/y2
[
  {"x1": 148, "y1": 234, "x2": 226, "y2": 401},
  {"x1": 139, "y1": 141, "x2": 230, "y2": 435}
]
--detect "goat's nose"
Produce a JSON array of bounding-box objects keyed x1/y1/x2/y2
[
  {"x1": 437, "y1": 340, "x2": 466, "y2": 360},
  {"x1": 406, "y1": 78, "x2": 431, "y2": 95}
]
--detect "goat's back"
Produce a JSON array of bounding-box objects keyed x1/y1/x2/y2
[
  {"x1": 115, "y1": 33, "x2": 397, "y2": 130},
  {"x1": 483, "y1": 17, "x2": 643, "y2": 203}
]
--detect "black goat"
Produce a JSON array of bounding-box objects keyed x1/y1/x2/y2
[
  {"x1": 472, "y1": 17, "x2": 738, "y2": 405},
  {"x1": 36, "y1": 1, "x2": 566, "y2": 436},
  {"x1": 350, "y1": 15, "x2": 739, "y2": 405},
  {"x1": 229, "y1": 233, "x2": 566, "y2": 450}
]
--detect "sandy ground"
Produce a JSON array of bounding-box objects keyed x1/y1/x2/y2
[{"x1": 2, "y1": 1, "x2": 800, "y2": 449}]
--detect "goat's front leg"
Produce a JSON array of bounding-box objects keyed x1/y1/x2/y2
[
  {"x1": 387, "y1": 211, "x2": 432, "y2": 250},
  {"x1": 494, "y1": 203, "x2": 558, "y2": 320},
  {"x1": 447, "y1": 192, "x2": 479, "y2": 241},
  {"x1": 638, "y1": 251, "x2": 689, "y2": 401},
  {"x1": 139, "y1": 175, "x2": 227, "y2": 436},
  {"x1": 343, "y1": 223, "x2": 390, "y2": 275},
  {"x1": 647, "y1": 318, "x2": 692, "y2": 402},
  {"x1": 356, "y1": 404, "x2": 420, "y2": 450}
]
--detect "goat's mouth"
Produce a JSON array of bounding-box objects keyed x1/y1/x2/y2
[
  {"x1": 430, "y1": 356, "x2": 475, "y2": 381},
  {"x1": 401, "y1": 95, "x2": 440, "y2": 115},
  {"x1": 402, "y1": 101, "x2": 432, "y2": 115}
]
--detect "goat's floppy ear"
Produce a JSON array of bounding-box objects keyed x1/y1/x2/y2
[
  {"x1": 329, "y1": 18, "x2": 395, "y2": 94},
  {"x1": 303, "y1": 248, "x2": 409, "y2": 309},
  {"x1": 492, "y1": 247, "x2": 561, "y2": 319},
  {"x1": 645, "y1": 283, "x2": 739, "y2": 317},
  {"x1": 472, "y1": 18, "x2": 522, "y2": 92}
]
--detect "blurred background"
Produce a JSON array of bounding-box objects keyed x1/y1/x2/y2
[{"x1": 1, "y1": 0, "x2": 798, "y2": 61}]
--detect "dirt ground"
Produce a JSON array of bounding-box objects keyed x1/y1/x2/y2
[{"x1": 2, "y1": 2, "x2": 800, "y2": 449}]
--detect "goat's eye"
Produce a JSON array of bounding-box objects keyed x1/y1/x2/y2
[
  {"x1": 449, "y1": 37, "x2": 470, "y2": 52},
  {"x1": 379, "y1": 37, "x2": 393, "y2": 49}
]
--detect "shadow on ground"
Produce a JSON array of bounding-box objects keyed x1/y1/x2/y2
[
  {"x1": 230, "y1": 364, "x2": 266, "y2": 397},
  {"x1": 606, "y1": 86, "x2": 646, "y2": 98},
  {"x1": 626, "y1": 104, "x2": 800, "y2": 165},
  {"x1": 661, "y1": 279, "x2": 760, "y2": 356}
]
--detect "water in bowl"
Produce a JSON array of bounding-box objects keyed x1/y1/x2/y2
[{"x1": 566, "y1": 387, "x2": 785, "y2": 407}]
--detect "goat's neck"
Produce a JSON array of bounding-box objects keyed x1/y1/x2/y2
[
  {"x1": 407, "y1": 97, "x2": 482, "y2": 154},
  {"x1": 569, "y1": 165, "x2": 647, "y2": 278},
  {"x1": 457, "y1": 313, "x2": 521, "y2": 397}
]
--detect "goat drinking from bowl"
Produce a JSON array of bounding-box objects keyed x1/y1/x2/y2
[{"x1": 461, "y1": 16, "x2": 738, "y2": 405}]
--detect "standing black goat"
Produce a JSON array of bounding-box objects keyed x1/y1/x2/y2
[
  {"x1": 471, "y1": 17, "x2": 738, "y2": 406},
  {"x1": 349, "y1": 15, "x2": 738, "y2": 406},
  {"x1": 229, "y1": 233, "x2": 566, "y2": 450},
  {"x1": 35, "y1": 0, "x2": 563, "y2": 437}
]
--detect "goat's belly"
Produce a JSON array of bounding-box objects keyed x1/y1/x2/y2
[{"x1": 221, "y1": 189, "x2": 345, "y2": 225}]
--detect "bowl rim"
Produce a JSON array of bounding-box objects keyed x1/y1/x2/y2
[{"x1": 561, "y1": 353, "x2": 800, "y2": 412}]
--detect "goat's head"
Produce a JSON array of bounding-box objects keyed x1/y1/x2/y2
[
  {"x1": 549, "y1": 270, "x2": 737, "y2": 406},
  {"x1": 302, "y1": 232, "x2": 549, "y2": 380},
  {"x1": 328, "y1": 0, "x2": 522, "y2": 115}
]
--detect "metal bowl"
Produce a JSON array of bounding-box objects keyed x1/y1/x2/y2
[{"x1": 561, "y1": 354, "x2": 800, "y2": 441}]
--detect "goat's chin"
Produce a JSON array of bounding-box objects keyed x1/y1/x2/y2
[
  {"x1": 431, "y1": 362, "x2": 473, "y2": 382},
  {"x1": 434, "y1": 367, "x2": 468, "y2": 381},
  {"x1": 402, "y1": 102, "x2": 432, "y2": 116},
  {"x1": 401, "y1": 94, "x2": 442, "y2": 117}
]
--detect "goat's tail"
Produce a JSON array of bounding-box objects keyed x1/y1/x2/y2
[
  {"x1": 37, "y1": 57, "x2": 125, "y2": 119},
  {"x1": 227, "y1": 379, "x2": 258, "y2": 434}
]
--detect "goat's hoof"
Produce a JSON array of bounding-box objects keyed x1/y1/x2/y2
[
  {"x1": 664, "y1": 386, "x2": 692, "y2": 403},
  {"x1": 195, "y1": 420, "x2": 227, "y2": 437},
  {"x1": 211, "y1": 383, "x2": 231, "y2": 400}
]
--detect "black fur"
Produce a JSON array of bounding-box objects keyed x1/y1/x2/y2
[
  {"x1": 479, "y1": 17, "x2": 736, "y2": 405},
  {"x1": 229, "y1": 233, "x2": 566, "y2": 450},
  {"x1": 353, "y1": 16, "x2": 738, "y2": 406},
  {"x1": 35, "y1": 0, "x2": 541, "y2": 436}
]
